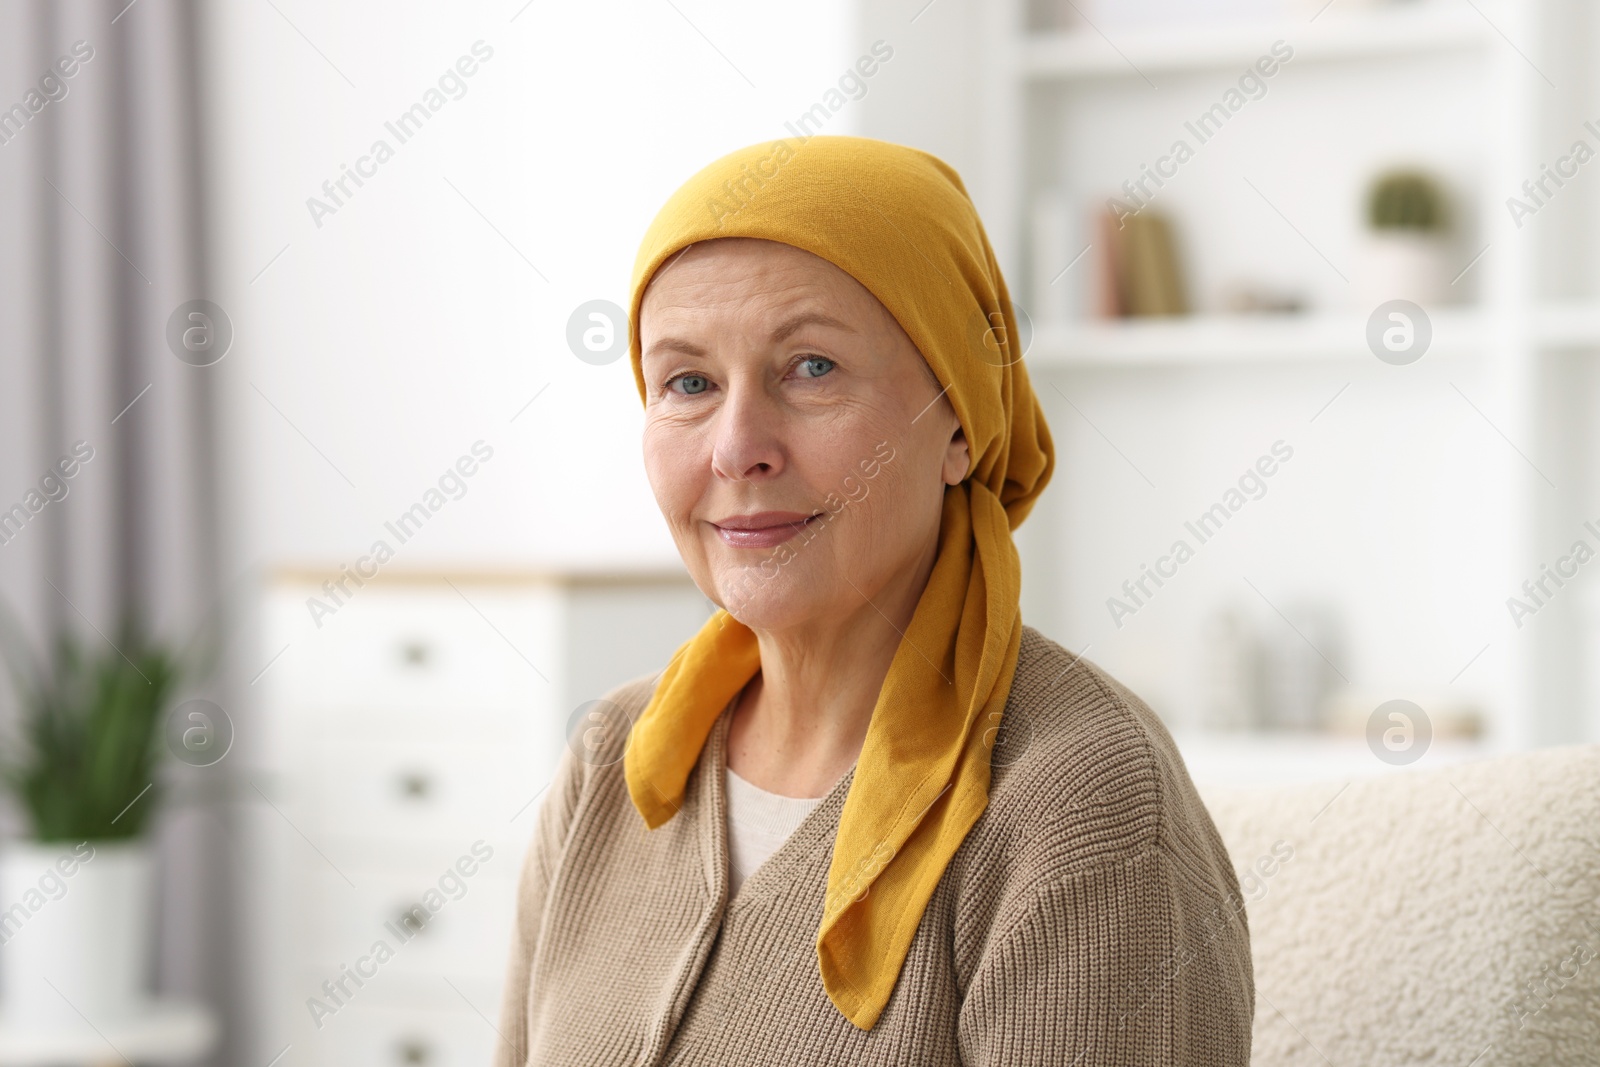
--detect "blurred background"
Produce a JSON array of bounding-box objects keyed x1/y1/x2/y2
[{"x1": 0, "y1": 0, "x2": 1597, "y2": 1064}]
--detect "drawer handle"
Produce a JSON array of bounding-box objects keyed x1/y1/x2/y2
[
  {"x1": 396, "y1": 1037, "x2": 431, "y2": 1064},
  {"x1": 397, "y1": 771, "x2": 433, "y2": 800}
]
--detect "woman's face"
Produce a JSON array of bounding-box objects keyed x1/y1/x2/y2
[{"x1": 639, "y1": 237, "x2": 969, "y2": 633}]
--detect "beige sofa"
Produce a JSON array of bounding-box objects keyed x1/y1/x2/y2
[{"x1": 1197, "y1": 743, "x2": 1600, "y2": 1066}]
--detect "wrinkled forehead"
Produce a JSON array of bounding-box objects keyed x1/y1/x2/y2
[
  {"x1": 638, "y1": 239, "x2": 870, "y2": 340},
  {"x1": 637, "y1": 238, "x2": 940, "y2": 387},
  {"x1": 640, "y1": 237, "x2": 850, "y2": 302}
]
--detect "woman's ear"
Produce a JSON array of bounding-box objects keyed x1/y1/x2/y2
[{"x1": 943, "y1": 425, "x2": 970, "y2": 486}]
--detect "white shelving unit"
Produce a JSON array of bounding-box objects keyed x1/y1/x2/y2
[{"x1": 980, "y1": 0, "x2": 1599, "y2": 782}]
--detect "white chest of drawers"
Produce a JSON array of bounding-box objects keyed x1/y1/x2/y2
[{"x1": 243, "y1": 569, "x2": 710, "y2": 1067}]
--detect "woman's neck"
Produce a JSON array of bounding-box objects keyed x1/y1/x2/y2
[{"x1": 724, "y1": 580, "x2": 924, "y2": 798}]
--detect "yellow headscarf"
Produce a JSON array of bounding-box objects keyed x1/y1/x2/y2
[{"x1": 622, "y1": 134, "x2": 1054, "y2": 1030}]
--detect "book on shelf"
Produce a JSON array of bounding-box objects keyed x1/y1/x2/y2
[{"x1": 1094, "y1": 205, "x2": 1190, "y2": 318}]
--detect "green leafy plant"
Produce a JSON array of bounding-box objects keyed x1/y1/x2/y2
[
  {"x1": 0, "y1": 617, "x2": 184, "y2": 842},
  {"x1": 1367, "y1": 169, "x2": 1448, "y2": 232}
]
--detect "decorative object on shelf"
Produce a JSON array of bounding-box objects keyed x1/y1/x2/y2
[
  {"x1": 1219, "y1": 280, "x2": 1305, "y2": 314},
  {"x1": 1094, "y1": 204, "x2": 1190, "y2": 317},
  {"x1": 1253, "y1": 599, "x2": 1346, "y2": 730},
  {"x1": 1200, "y1": 605, "x2": 1264, "y2": 731},
  {"x1": 0, "y1": 615, "x2": 193, "y2": 1036},
  {"x1": 1354, "y1": 166, "x2": 1454, "y2": 311},
  {"x1": 1199, "y1": 598, "x2": 1347, "y2": 732}
]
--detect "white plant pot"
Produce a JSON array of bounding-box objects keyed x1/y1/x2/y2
[
  {"x1": 1353, "y1": 230, "x2": 1453, "y2": 311},
  {"x1": 0, "y1": 839, "x2": 153, "y2": 1029}
]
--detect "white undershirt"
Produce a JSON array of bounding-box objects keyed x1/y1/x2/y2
[{"x1": 724, "y1": 765, "x2": 826, "y2": 896}]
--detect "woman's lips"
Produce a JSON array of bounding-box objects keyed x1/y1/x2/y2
[{"x1": 711, "y1": 511, "x2": 821, "y2": 549}]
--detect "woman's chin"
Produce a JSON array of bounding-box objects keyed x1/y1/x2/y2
[{"x1": 711, "y1": 574, "x2": 830, "y2": 633}]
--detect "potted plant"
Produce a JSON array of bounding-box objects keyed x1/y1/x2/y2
[
  {"x1": 1355, "y1": 167, "x2": 1454, "y2": 310},
  {"x1": 0, "y1": 616, "x2": 185, "y2": 1029}
]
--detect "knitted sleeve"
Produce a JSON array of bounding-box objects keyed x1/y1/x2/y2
[
  {"x1": 955, "y1": 842, "x2": 1254, "y2": 1066},
  {"x1": 492, "y1": 743, "x2": 588, "y2": 1067}
]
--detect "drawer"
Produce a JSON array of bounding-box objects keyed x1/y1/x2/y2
[
  {"x1": 309, "y1": 1001, "x2": 501, "y2": 1067},
  {"x1": 269, "y1": 585, "x2": 563, "y2": 715},
  {"x1": 305, "y1": 734, "x2": 560, "y2": 843},
  {"x1": 303, "y1": 864, "x2": 518, "y2": 983}
]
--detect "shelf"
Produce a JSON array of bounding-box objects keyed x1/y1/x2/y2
[
  {"x1": 1026, "y1": 305, "x2": 1489, "y2": 367},
  {"x1": 1022, "y1": 1, "x2": 1492, "y2": 81}
]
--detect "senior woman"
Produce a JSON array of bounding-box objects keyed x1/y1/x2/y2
[{"x1": 494, "y1": 136, "x2": 1253, "y2": 1065}]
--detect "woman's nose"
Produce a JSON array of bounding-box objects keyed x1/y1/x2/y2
[{"x1": 709, "y1": 379, "x2": 785, "y2": 483}]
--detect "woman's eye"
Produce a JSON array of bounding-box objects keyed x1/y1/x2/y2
[
  {"x1": 668, "y1": 373, "x2": 710, "y2": 395},
  {"x1": 796, "y1": 356, "x2": 835, "y2": 379}
]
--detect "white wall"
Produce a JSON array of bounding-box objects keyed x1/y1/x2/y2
[{"x1": 206, "y1": 0, "x2": 856, "y2": 574}]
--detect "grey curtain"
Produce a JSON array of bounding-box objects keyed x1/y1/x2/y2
[{"x1": 0, "y1": 1, "x2": 235, "y2": 1063}]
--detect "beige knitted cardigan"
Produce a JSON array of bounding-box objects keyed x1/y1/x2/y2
[{"x1": 493, "y1": 625, "x2": 1254, "y2": 1065}]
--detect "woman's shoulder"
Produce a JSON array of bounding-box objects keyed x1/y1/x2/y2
[
  {"x1": 969, "y1": 623, "x2": 1225, "y2": 884},
  {"x1": 533, "y1": 668, "x2": 664, "y2": 836},
  {"x1": 951, "y1": 629, "x2": 1255, "y2": 1046},
  {"x1": 598, "y1": 669, "x2": 664, "y2": 726}
]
